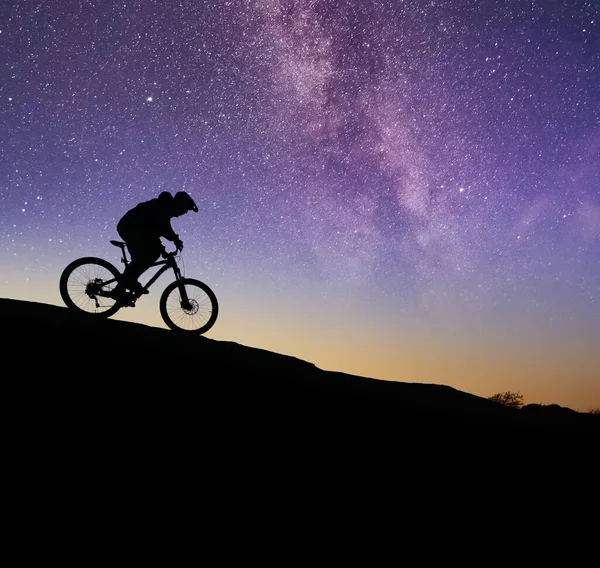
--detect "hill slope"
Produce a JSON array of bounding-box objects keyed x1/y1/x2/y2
[{"x1": 2, "y1": 297, "x2": 597, "y2": 442}]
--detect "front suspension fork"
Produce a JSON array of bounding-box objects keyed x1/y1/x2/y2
[{"x1": 177, "y1": 281, "x2": 193, "y2": 310}]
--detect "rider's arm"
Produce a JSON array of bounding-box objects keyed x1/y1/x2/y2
[
  {"x1": 161, "y1": 222, "x2": 183, "y2": 250},
  {"x1": 154, "y1": 207, "x2": 183, "y2": 249},
  {"x1": 157, "y1": 217, "x2": 180, "y2": 243},
  {"x1": 160, "y1": 220, "x2": 177, "y2": 241}
]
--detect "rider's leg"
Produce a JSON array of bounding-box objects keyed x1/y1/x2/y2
[{"x1": 115, "y1": 239, "x2": 161, "y2": 296}]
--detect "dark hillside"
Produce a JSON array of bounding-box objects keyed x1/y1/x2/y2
[{"x1": 2, "y1": 297, "x2": 597, "y2": 443}]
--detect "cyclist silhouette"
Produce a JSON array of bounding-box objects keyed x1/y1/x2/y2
[{"x1": 110, "y1": 191, "x2": 198, "y2": 300}]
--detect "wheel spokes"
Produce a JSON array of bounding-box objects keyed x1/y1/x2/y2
[
  {"x1": 67, "y1": 265, "x2": 117, "y2": 313},
  {"x1": 165, "y1": 284, "x2": 214, "y2": 331}
]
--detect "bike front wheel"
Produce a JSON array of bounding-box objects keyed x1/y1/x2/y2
[
  {"x1": 159, "y1": 278, "x2": 218, "y2": 334},
  {"x1": 59, "y1": 257, "x2": 122, "y2": 318}
]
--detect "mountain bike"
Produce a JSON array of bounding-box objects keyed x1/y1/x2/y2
[{"x1": 59, "y1": 240, "x2": 218, "y2": 334}]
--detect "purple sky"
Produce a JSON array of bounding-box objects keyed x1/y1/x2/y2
[{"x1": 1, "y1": 1, "x2": 599, "y2": 409}]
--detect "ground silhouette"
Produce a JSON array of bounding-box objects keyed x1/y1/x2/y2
[
  {"x1": 2, "y1": 297, "x2": 597, "y2": 446},
  {"x1": 6, "y1": 296, "x2": 596, "y2": 548}
]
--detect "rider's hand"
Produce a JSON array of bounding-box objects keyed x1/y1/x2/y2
[{"x1": 173, "y1": 236, "x2": 184, "y2": 251}]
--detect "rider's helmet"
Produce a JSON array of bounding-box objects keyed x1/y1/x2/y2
[{"x1": 173, "y1": 191, "x2": 198, "y2": 213}]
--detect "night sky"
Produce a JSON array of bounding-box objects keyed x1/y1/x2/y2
[{"x1": 1, "y1": 0, "x2": 599, "y2": 410}]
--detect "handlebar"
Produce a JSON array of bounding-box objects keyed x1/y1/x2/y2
[{"x1": 161, "y1": 244, "x2": 183, "y2": 259}]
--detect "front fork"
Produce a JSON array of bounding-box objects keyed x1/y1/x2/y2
[{"x1": 177, "y1": 280, "x2": 193, "y2": 311}]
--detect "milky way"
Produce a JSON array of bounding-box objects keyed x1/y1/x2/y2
[{"x1": 1, "y1": 1, "x2": 599, "y2": 407}]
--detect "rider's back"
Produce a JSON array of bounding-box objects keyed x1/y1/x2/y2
[{"x1": 117, "y1": 192, "x2": 175, "y2": 240}]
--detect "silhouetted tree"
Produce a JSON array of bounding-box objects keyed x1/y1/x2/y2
[
  {"x1": 488, "y1": 391, "x2": 524, "y2": 409},
  {"x1": 588, "y1": 408, "x2": 600, "y2": 415}
]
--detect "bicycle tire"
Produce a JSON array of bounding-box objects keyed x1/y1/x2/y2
[
  {"x1": 59, "y1": 256, "x2": 123, "y2": 318},
  {"x1": 159, "y1": 278, "x2": 218, "y2": 334}
]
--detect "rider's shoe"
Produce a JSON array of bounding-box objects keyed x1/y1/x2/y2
[
  {"x1": 107, "y1": 287, "x2": 136, "y2": 306},
  {"x1": 119, "y1": 292, "x2": 137, "y2": 307},
  {"x1": 129, "y1": 281, "x2": 149, "y2": 296}
]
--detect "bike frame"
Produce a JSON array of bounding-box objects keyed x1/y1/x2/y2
[
  {"x1": 137, "y1": 254, "x2": 182, "y2": 291},
  {"x1": 60, "y1": 239, "x2": 218, "y2": 333},
  {"x1": 108, "y1": 240, "x2": 190, "y2": 304}
]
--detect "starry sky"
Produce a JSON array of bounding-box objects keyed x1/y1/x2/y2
[{"x1": 1, "y1": 0, "x2": 599, "y2": 410}]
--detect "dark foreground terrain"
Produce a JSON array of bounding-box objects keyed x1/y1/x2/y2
[
  {"x1": 3, "y1": 295, "x2": 598, "y2": 533},
  {"x1": 4, "y1": 297, "x2": 596, "y2": 559},
  {"x1": 3, "y1": 297, "x2": 597, "y2": 441}
]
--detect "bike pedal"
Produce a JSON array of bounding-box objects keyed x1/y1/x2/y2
[{"x1": 118, "y1": 294, "x2": 136, "y2": 307}]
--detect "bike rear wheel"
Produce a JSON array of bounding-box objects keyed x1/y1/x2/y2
[
  {"x1": 59, "y1": 257, "x2": 122, "y2": 317},
  {"x1": 159, "y1": 278, "x2": 218, "y2": 334}
]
